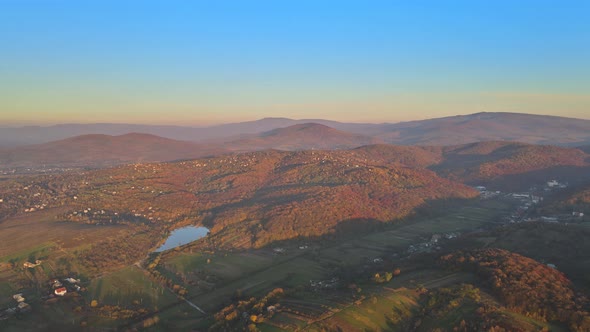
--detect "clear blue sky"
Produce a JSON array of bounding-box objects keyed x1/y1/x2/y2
[{"x1": 0, "y1": 0, "x2": 588, "y2": 125}]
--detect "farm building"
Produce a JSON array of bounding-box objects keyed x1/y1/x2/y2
[{"x1": 54, "y1": 287, "x2": 67, "y2": 296}]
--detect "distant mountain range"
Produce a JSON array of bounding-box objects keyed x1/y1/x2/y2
[
  {"x1": 1, "y1": 112, "x2": 589, "y2": 147},
  {"x1": 2, "y1": 113, "x2": 590, "y2": 168},
  {"x1": 0, "y1": 124, "x2": 380, "y2": 168},
  {"x1": 376, "y1": 112, "x2": 590, "y2": 146}
]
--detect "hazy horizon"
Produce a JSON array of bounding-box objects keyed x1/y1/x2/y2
[{"x1": 2, "y1": 110, "x2": 590, "y2": 128}]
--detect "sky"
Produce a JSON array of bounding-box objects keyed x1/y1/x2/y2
[{"x1": 0, "y1": 0, "x2": 589, "y2": 125}]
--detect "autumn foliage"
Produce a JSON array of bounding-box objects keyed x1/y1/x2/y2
[{"x1": 440, "y1": 249, "x2": 590, "y2": 330}]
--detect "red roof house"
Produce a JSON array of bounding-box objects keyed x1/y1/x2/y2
[{"x1": 54, "y1": 287, "x2": 67, "y2": 296}]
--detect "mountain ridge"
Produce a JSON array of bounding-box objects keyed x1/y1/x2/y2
[{"x1": 2, "y1": 112, "x2": 589, "y2": 147}]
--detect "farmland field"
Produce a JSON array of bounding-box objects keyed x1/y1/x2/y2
[
  {"x1": 87, "y1": 266, "x2": 176, "y2": 308},
  {"x1": 143, "y1": 197, "x2": 516, "y2": 329}
]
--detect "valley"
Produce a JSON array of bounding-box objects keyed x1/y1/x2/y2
[
  {"x1": 3, "y1": 2, "x2": 589, "y2": 330},
  {"x1": 0, "y1": 138, "x2": 589, "y2": 331}
]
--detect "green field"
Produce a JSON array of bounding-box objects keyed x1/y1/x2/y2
[
  {"x1": 147, "y1": 198, "x2": 516, "y2": 329},
  {"x1": 309, "y1": 288, "x2": 420, "y2": 332},
  {"x1": 87, "y1": 266, "x2": 176, "y2": 308},
  {"x1": 0, "y1": 197, "x2": 528, "y2": 331}
]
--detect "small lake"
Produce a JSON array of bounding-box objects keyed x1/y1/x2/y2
[{"x1": 154, "y1": 226, "x2": 209, "y2": 252}]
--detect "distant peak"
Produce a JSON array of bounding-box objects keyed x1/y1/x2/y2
[
  {"x1": 265, "y1": 123, "x2": 336, "y2": 134},
  {"x1": 116, "y1": 132, "x2": 163, "y2": 139},
  {"x1": 259, "y1": 117, "x2": 294, "y2": 121},
  {"x1": 289, "y1": 123, "x2": 332, "y2": 130}
]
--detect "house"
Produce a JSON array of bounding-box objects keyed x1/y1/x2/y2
[
  {"x1": 54, "y1": 287, "x2": 67, "y2": 296},
  {"x1": 444, "y1": 233, "x2": 459, "y2": 240},
  {"x1": 430, "y1": 234, "x2": 442, "y2": 243},
  {"x1": 64, "y1": 277, "x2": 80, "y2": 284},
  {"x1": 512, "y1": 193, "x2": 530, "y2": 199},
  {"x1": 12, "y1": 294, "x2": 25, "y2": 303},
  {"x1": 23, "y1": 260, "x2": 41, "y2": 268},
  {"x1": 17, "y1": 302, "x2": 31, "y2": 313},
  {"x1": 541, "y1": 216, "x2": 558, "y2": 223},
  {"x1": 547, "y1": 180, "x2": 559, "y2": 187},
  {"x1": 547, "y1": 263, "x2": 557, "y2": 269}
]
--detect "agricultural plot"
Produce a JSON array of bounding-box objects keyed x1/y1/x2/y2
[
  {"x1": 87, "y1": 266, "x2": 176, "y2": 309},
  {"x1": 166, "y1": 251, "x2": 275, "y2": 281},
  {"x1": 0, "y1": 209, "x2": 119, "y2": 255},
  {"x1": 320, "y1": 199, "x2": 513, "y2": 265},
  {"x1": 185, "y1": 253, "x2": 330, "y2": 312},
  {"x1": 140, "y1": 198, "x2": 517, "y2": 329},
  {"x1": 308, "y1": 288, "x2": 420, "y2": 332}
]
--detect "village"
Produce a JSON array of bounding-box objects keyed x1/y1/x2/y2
[
  {"x1": 475, "y1": 179, "x2": 586, "y2": 225},
  {"x1": 0, "y1": 263, "x2": 84, "y2": 322}
]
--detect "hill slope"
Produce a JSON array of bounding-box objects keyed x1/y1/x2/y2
[
  {"x1": 377, "y1": 112, "x2": 590, "y2": 146},
  {"x1": 2, "y1": 112, "x2": 589, "y2": 147},
  {"x1": 432, "y1": 141, "x2": 590, "y2": 190},
  {"x1": 222, "y1": 123, "x2": 382, "y2": 151},
  {"x1": 0, "y1": 149, "x2": 478, "y2": 249},
  {"x1": 0, "y1": 133, "x2": 225, "y2": 168}
]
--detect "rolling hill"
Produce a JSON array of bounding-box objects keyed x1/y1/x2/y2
[
  {"x1": 0, "y1": 133, "x2": 226, "y2": 168},
  {"x1": 347, "y1": 141, "x2": 590, "y2": 191},
  {"x1": 374, "y1": 112, "x2": 590, "y2": 146},
  {"x1": 433, "y1": 141, "x2": 590, "y2": 190},
  {"x1": 0, "y1": 118, "x2": 370, "y2": 147},
  {"x1": 0, "y1": 149, "x2": 479, "y2": 251},
  {"x1": 221, "y1": 123, "x2": 382, "y2": 151},
  {"x1": 2, "y1": 112, "x2": 589, "y2": 147},
  {"x1": 4, "y1": 139, "x2": 590, "y2": 249},
  {"x1": 3, "y1": 129, "x2": 589, "y2": 192}
]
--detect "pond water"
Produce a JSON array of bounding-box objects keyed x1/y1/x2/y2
[{"x1": 154, "y1": 226, "x2": 209, "y2": 252}]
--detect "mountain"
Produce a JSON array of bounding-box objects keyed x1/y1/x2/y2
[
  {"x1": 0, "y1": 149, "x2": 478, "y2": 250},
  {"x1": 0, "y1": 124, "x2": 380, "y2": 168},
  {"x1": 349, "y1": 141, "x2": 590, "y2": 191},
  {"x1": 5, "y1": 140, "x2": 589, "y2": 247},
  {"x1": 2, "y1": 112, "x2": 589, "y2": 147},
  {"x1": 433, "y1": 141, "x2": 590, "y2": 190},
  {"x1": 375, "y1": 112, "x2": 590, "y2": 146},
  {"x1": 0, "y1": 133, "x2": 225, "y2": 168},
  {"x1": 0, "y1": 118, "x2": 373, "y2": 147},
  {"x1": 221, "y1": 123, "x2": 382, "y2": 151},
  {"x1": 3, "y1": 128, "x2": 589, "y2": 190}
]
